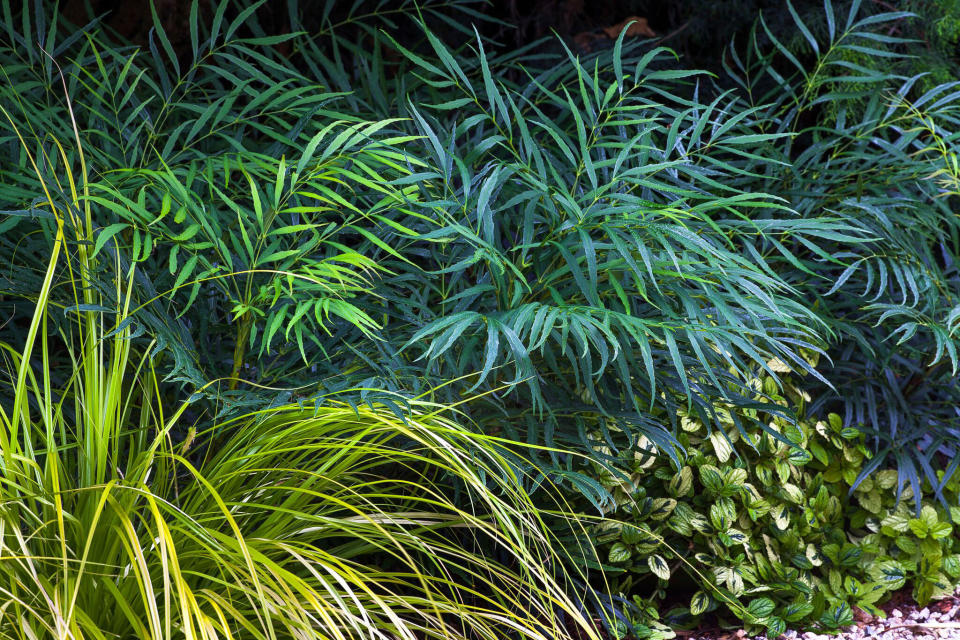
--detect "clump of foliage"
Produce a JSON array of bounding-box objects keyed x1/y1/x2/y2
[
  {"x1": 580, "y1": 364, "x2": 960, "y2": 638},
  {"x1": 1, "y1": 0, "x2": 959, "y2": 636},
  {"x1": 729, "y1": 4, "x2": 960, "y2": 499},
  {"x1": 2, "y1": 0, "x2": 957, "y2": 489},
  {"x1": 0, "y1": 111, "x2": 603, "y2": 638},
  {"x1": 0, "y1": 0, "x2": 436, "y2": 406},
  {"x1": 360, "y1": 0, "x2": 960, "y2": 501}
]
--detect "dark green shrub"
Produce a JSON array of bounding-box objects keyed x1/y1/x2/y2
[
  {"x1": 0, "y1": 0, "x2": 438, "y2": 410},
  {"x1": 0, "y1": 0, "x2": 864, "y2": 456},
  {"x1": 0, "y1": 0, "x2": 956, "y2": 490},
  {"x1": 719, "y1": 5, "x2": 960, "y2": 498},
  {"x1": 357, "y1": 0, "x2": 960, "y2": 500}
]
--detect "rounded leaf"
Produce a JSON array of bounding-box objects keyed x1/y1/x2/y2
[
  {"x1": 690, "y1": 591, "x2": 711, "y2": 615},
  {"x1": 608, "y1": 542, "x2": 632, "y2": 564},
  {"x1": 648, "y1": 554, "x2": 671, "y2": 580},
  {"x1": 747, "y1": 597, "x2": 776, "y2": 620}
]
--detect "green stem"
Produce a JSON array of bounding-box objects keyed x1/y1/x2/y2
[{"x1": 229, "y1": 312, "x2": 253, "y2": 391}]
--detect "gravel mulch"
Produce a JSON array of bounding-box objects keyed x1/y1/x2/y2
[{"x1": 683, "y1": 588, "x2": 960, "y2": 640}]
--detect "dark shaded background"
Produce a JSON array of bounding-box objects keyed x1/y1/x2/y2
[
  {"x1": 57, "y1": 0, "x2": 957, "y2": 81},
  {"x1": 50, "y1": 0, "x2": 878, "y2": 62}
]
